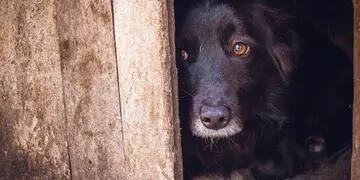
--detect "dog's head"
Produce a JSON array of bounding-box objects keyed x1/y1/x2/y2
[{"x1": 177, "y1": 1, "x2": 297, "y2": 138}]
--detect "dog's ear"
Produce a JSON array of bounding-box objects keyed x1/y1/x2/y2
[
  {"x1": 262, "y1": 6, "x2": 297, "y2": 81},
  {"x1": 268, "y1": 30, "x2": 298, "y2": 81},
  {"x1": 249, "y1": 3, "x2": 298, "y2": 81}
]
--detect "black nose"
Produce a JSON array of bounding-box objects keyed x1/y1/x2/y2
[{"x1": 200, "y1": 106, "x2": 230, "y2": 130}]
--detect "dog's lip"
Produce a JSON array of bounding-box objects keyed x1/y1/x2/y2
[
  {"x1": 192, "y1": 127, "x2": 243, "y2": 138},
  {"x1": 190, "y1": 117, "x2": 244, "y2": 138}
]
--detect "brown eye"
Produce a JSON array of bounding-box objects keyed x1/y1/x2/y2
[
  {"x1": 181, "y1": 50, "x2": 189, "y2": 61},
  {"x1": 232, "y1": 42, "x2": 250, "y2": 57}
]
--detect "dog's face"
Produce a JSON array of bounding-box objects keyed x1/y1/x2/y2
[{"x1": 177, "y1": 2, "x2": 295, "y2": 138}]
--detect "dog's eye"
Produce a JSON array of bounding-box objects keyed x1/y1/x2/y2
[
  {"x1": 232, "y1": 42, "x2": 250, "y2": 57},
  {"x1": 181, "y1": 50, "x2": 189, "y2": 61}
]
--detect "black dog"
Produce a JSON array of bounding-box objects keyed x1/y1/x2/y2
[{"x1": 176, "y1": 0, "x2": 353, "y2": 179}]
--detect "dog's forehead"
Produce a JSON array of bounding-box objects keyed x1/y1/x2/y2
[{"x1": 182, "y1": 4, "x2": 245, "y2": 40}]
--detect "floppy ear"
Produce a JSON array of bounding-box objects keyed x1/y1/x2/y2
[
  {"x1": 259, "y1": 5, "x2": 298, "y2": 81},
  {"x1": 268, "y1": 33, "x2": 297, "y2": 81},
  {"x1": 246, "y1": 2, "x2": 299, "y2": 81}
]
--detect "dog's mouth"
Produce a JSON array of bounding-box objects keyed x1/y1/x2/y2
[{"x1": 190, "y1": 117, "x2": 244, "y2": 138}]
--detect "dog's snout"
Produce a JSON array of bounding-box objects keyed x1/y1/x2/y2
[{"x1": 200, "y1": 105, "x2": 230, "y2": 130}]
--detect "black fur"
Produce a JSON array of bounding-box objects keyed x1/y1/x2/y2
[{"x1": 175, "y1": 1, "x2": 353, "y2": 179}]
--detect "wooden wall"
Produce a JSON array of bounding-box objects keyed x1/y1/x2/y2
[
  {"x1": 113, "y1": 0, "x2": 182, "y2": 179},
  {"x1": 352, "y1": 0, "x2": 360, "y2": 179},
  {"x1": 0, "y1": 0, "x2": 181, "y2": 179},
  {"x1": 0, "y1": 1, "x2": 71, "y2": 178}
]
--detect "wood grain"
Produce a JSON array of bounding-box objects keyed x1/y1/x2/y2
[
  {"x1": 113, "y1": 0, "x2": 183, "y2": 179},
  {"x1": 352, "y1": 0, "x2": 360, "y2": 179},
  {"x1": 0, "y1": 0, "x2": 70, "y2": 178},
  {"x1": 55, "y1": 0, "x2": 125, "y2": 179}
]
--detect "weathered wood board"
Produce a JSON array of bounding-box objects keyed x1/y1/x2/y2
[
  {"x1": 55, "y1": 0, "x2": 125, "y2": 179},
  {"x1": 0, "y1": 0, "x2": 70, "y2": 179},
  {"x1": 1, "y1": 0, "x2": 182, "y2": 179},
  {"x1": 352, "y1": 0, "x2": 360, "y2": 179},
  {"x1": 0, "y1": 0, "x2": 126, "y2": 179},
  {"x1": 113, "y1": 0, "x2": 183, "y2": 179}
]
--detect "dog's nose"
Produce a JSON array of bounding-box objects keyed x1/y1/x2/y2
[{"x1": 200, "y1": 105, "x2": 230, "y2": 130}]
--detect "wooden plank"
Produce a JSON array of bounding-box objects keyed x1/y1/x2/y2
[
  {"x1": 54, "y1": 0, "x2": 125, "y2": 179},
  {"x1": 167, "y1": 1, "x2": 184, "y2": 179},
  {"x1": 113, "y1": 0, "x2": 182, "y2": 179},
  {"x1": 352, "y1": 0, "x2": 360, "y2": 179},
  {"x1": 0, "y1": 0, "x2": 70, "y2": 179}
]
